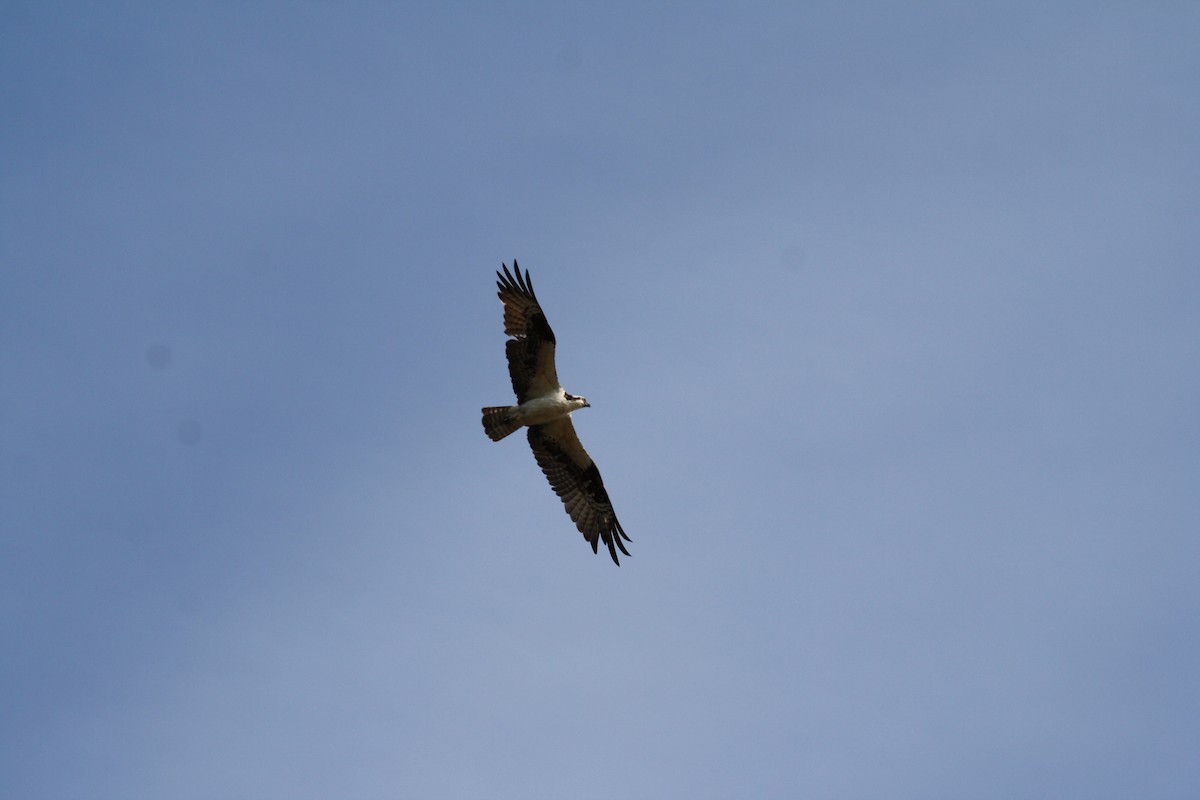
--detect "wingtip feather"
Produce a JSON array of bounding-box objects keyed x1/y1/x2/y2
[{"x1": 496, "y1": 260, "x2": 537, "y2": 302}]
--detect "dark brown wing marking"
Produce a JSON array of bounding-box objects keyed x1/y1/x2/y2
[
  {"x1": 527, "y1": 418, "x2": 632, "y2": 565},
  {"x1": 496, "y1": 261, "x2": 559, "y2": 402}
]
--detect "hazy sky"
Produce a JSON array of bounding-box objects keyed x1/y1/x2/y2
[{"x1": 2, "y1": 2, "x2": 1198, "y2": 798}]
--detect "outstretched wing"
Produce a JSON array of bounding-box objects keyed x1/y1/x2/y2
[
  {"x1": 496, "y1": 261, "x2": 559, "y2": 403},
  {"x1": 527, "y1": 418, "x2": 632, "y2": 565}
]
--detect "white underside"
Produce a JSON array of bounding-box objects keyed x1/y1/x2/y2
[{"x1": 514, "y1": 391, "x2": 583, "y2": 426}]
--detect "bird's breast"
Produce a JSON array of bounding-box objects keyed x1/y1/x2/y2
[{"x1": 515, "y1": 394, "x2": 575, "y2": 426}]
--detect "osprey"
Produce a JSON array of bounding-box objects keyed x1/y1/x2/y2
[{"x1": 481, "y1": 261, "x2": 632, "y2": 565}]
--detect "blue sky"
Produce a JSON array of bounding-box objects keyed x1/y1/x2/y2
[{"x1": 2, "y1": 2, "x2": 1198, "y2": 797}]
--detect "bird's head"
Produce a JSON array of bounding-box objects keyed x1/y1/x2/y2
[{"x1": 564, "y1": 393, "x2": 590, "y2": 409}]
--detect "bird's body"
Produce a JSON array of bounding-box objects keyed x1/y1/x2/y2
[
  {"x1": 481, "y1": 262, "x2": 631, "y2": 565},
  {"x1": 510, "y1": 391, "x2": 588, "y2": 428},
  {"x1": 480, "y1": 391, "x2": 587, "y2": 444}
]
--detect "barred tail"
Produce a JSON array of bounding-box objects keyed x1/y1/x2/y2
[{"x1": 482, "y1": 406, "x2": 521, "y2": 441}]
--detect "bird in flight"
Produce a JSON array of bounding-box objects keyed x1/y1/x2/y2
[{"x1": 481, "y1": 261, "x2": 632, "y2": 565}]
